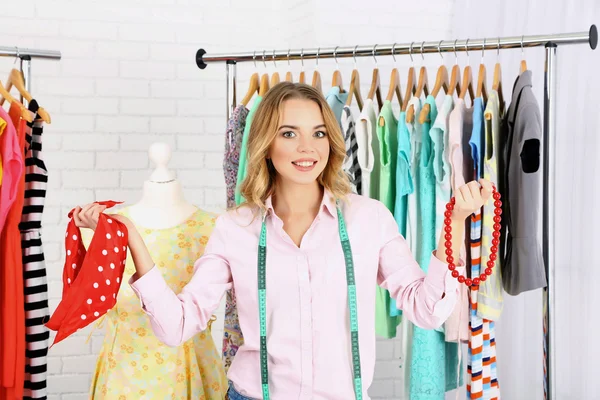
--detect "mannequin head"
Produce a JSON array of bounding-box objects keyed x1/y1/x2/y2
[
  {"x1": 148, "y1": 142, "x2": 176, "y2": 183},
  {"x1": 240, "y1": 82, "x2": 350, "y2": 210}
]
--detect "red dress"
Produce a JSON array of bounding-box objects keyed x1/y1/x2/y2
[{"x1": 0, "y1": 103, "x2": 28, "y2": 400}]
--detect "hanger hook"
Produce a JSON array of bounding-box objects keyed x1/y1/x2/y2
[
  {"x1": 253, "y1": 51, "x2": 257, "y2": 69},
  {"x1": 409, "y1": 42, "x2": 414, "y2": 63},
  {"x1": 521, "y1": 35, "x2": 525, "y2": 57},
  {"x1": 372, "y1": 44, "x2": 378, "y2": 66},
  {"x1": 272, "y1": 49, "x2": 277, "y2": 68},
  {"x1": 497, "y1": 37, "x2": 500, "y2": 60},
  {"x1": 438, "y1": 40, "x2": 444, "y2": 60},
  {"x1": 420, "y1": 41, "x2": 425, "y2": 61},
  {"x1": 300, "y1": 48, "x2": 304, "y2": 70},
  {"x1": 482, "y1": 37, "x2": 486, "y2": 61},
  {"x1": 262, "y1": 50, "x2": 266, "y2": 69},
  {"x1": 453, "y1": 39, "x2": 458, "y2": 64},
  {"x1": 465, "y1": 39, "x2": 470, "y2": 64},
  {"x1": 392, "y1": 43, "x2": 397, "y2": 63},
  {"x1": 334, "y1": 46, "x2": 340, "y2": 70},
  {"x1": 353, "y1": 45, "x2": 358, "y2": 68},
  {"x1": 14, "y1": 46, "x2": 20, "y2": 64},
  {"x1": 287, "y1": 49, "x2": 291, "y2": 67},
  {"x1": 316, "y1": 47, "x2": 320, "y2": 69}
]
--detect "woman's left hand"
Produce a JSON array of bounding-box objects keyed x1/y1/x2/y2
[{"x1": 452, "y1": 178, "x2": 494, "y2": 220}]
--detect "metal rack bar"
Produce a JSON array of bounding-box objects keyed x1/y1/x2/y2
[
  {"x1": 0, "y1": 46, "x2": 61, "y2": 60},
  {"x1": 195, "y1": 26, "x2": 596, "y2": 67}
]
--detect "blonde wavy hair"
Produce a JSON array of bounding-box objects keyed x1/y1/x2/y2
[{"x1": 238, "y1": 82, "x2": 351, "y2": 212}]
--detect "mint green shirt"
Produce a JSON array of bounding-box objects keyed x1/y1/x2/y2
[{"x1": 235, "y1": 96, "x2": 262, "y2": 205}]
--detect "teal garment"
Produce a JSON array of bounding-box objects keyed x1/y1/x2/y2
[
  {"x1": 390, "y1": 110, "x2": 413, "y2": 317},
  {"x1": 409, "y1": 95, "x2": 461, "y2": 399},
  {"x1": 325, "y1": 86, "x2": 349, "y2": 127},
  {"x1": 235, "y1": 96, "x2": 262, "y2": 205},
  {"x1": 374, "y1": 100, "x2": 400, "y2": 338}
]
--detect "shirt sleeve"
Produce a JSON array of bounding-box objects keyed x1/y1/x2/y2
[
  {"x1": 129, "y1": 214, "x2": 232, "y2": 346},
  {"x1": 376, "y1": 202, "x2": 465, "y2": 330}
]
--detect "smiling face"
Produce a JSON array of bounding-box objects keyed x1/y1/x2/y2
[{"x1": 268, "y1": 98, "x2": 330, "y2": 187}]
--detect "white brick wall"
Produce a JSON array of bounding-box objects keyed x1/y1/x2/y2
[{"x1": 0, "y1": 1, "x2": 455, "y2": 399}]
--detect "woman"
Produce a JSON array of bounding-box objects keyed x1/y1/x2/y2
[{"x1": 74, "y1": 82, "x2": 492, "y2": 400}]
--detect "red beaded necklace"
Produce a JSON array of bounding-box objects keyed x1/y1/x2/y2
[{"x1": 444, "y1": 186, "x2": 502, "y2": 288}]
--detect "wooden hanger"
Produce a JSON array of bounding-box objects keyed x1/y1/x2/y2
[
  {"x1": 407, "y1": 42, "x2": 429, "y2": 123},
  {"x1": 285, "y1": 51, "x2": 293, "y2": 82},
  {"x1": 259, "y1": 73, "x2": 270, "y2": 96},
  {"x1": 475, "y1": 39, "x2": 488, "y2": 103},
  {"x1": 447, "y1": 40, "x2": 461, "y2": 96},
  {"x1": 368, "y1": 45, "x2": 384, "y2": 112},
  {"x1": 345, "y1": 47, "x2": 364, "y2": 111},
  {"x1": 1, "y1": 68, "x2": 51, "y2": 123},
  {"x1": 311, "y1": 48, "x2": 322, "y2": 92},
  {"x1": 241, "y1": 52, "x2": 260, "y2": 106},
  {"x1": 459, "y1": 40, "x2": 475, "y2": 103},
  {"x1": 419, "y1": 42, "x2": 449, "y2": 123},
  {"x1": 385, "y1": 44, "x2": 403, "y2": 106},
  {"x1": 331, "y1": 47, "x2": 345, "y2": 92},
  {"x1": 488, "y1": 38, "x2": 505, "y2": 119},
  {"x1": 0, "y1": 80, "x2": 33, "y2": 122},
  {"x1": 401, "y1": 62, "x2": 416, "y2": 112},
  {"x1": 520, "y1": 35, "x2": 528, "y2": 73}
]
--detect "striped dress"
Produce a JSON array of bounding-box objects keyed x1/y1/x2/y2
[{"x1": 20, "y1": 100, "x2": 50, "y2": 400}]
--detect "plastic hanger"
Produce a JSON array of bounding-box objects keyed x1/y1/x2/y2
[
  {"x1": 285, "y1": 49, "x2": 293, "y2": 82},
  {"x1": 241, "y1": 52, "x2": 260, "y2": 106},
  {"x1": 385, "y1": 43, "x2": 403, "y2": 106},
  {"x1": 368, "y1": 44, "x2": 383, "y2": 114},
  {"x1": 0, "y1": 68, "x2": 51, "y2": 123},
  {"x1": 270, "y1": 50, "x2": 280, "y2": 87},
  {"x1": 520, "y1": 35, "x2": 528, "y2": 74},
  {"x1": 401, "y1": 42, "x2": 416, "y2": 112},
  {"x1": 299, "y1": 49, "x2": 306, "y2": 84},
  {"x1": 448, "y1": 39, "x2": 462, "y2": 96},
  {"x1": 476, "y1": 38, "x2": 488, "y2": 103},
  {"x1": 258, "y1": 51, "x2": 270, "y2": 97},
  {"x1": 311, "y1": 48, "x2": 322, "y2": 93},
  {"x1": 406, "y1": 41, "x2": 429, "y2": 123},
  {"x1": 345, "y1": 45, "x2": 364, "y2": 111},
  {"x1": 459, "y1": 39, "x2": 475, "y2": 103},
  {"x1": 331, "y1": 47, "x2": 345, "y2": 92},
  {"x1": 419, "y1": 40, "x2": 448, "y2": 124}
]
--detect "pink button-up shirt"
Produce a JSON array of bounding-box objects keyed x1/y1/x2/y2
[{"x1": 130, "y1": 190, "x2": 462, "y2": 400}]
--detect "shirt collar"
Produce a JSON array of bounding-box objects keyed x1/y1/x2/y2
[{"x1": 265, "y1": 187, "x2": 337, "y2": 220}]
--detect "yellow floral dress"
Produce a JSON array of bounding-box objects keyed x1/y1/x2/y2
[{"x1": 89, "y1": 207, "x2": 228, "y2": 400}]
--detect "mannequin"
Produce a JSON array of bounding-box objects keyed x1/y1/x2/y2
[{"x1": 127, "y1": 142, "x2": 198, "y2": 229}]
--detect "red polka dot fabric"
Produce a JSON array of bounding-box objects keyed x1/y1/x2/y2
[{"x1": 46, "y1": 201, "x2": 128, "y2": 346}]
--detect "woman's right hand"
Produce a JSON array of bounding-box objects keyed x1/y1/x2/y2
[{"x1": 72, "y1": 203, "x2": 131, "y2": 231}]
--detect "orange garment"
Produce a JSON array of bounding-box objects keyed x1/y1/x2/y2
[{"x1": 0, "y1": 102, "x2": 28, "y2": 400}]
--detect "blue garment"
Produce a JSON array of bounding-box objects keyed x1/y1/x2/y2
[
  {"x1": 325, "y1": 86, "x2": 349, "y2": 127},
  {"x1": 390, "y1": 110, "x2": 413, "y2": 317}
]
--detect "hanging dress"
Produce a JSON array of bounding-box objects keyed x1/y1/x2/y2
[
  {"x1": 0, "y1": 102, "x2": 30, "y2": 400},
  {"x1": 222, "y1": 104, "x2": 249, "y2": 372},
  {"x1": 235, "y1": 96, "x2": 262, "y2": 205},
  {"x1": 89, "y1": 207, "x2": 228, "y2": 399},
  {"x1": 341, "y1": 106, "x2": 362, "y2": 194},
  {"x1": 374, "y1": 100, "x2": 400, "y2": 339},
  {"x1": 20, "y1": 100, "x2": 51, "y2": 400},
  {"x1": 355, "y1": 98, "x2": 378, "y2": 198}
]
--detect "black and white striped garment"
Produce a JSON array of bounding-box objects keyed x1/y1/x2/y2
[
  {"x1": 20, "y1": 99, "x2": 50, "y2": 400},
  {"x1": 341, "y1": 106, "x2": 362, "y2": 195}
]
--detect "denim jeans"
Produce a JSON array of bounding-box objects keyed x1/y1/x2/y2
[{"x1": 227, "y1": 381, "x2": 257, "y2": 400}]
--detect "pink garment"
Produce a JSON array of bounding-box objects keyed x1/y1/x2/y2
[
  {"x1": 130, "y1": 190, "x2": 464, "y2": 400},
  {"x1": 444, "y1": 99, "x2": 472, "y2": 342},
  {"x1": 0, "y1": 107, "x2": 23, "y2": 234}
]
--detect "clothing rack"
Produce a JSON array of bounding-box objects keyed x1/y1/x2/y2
[
  {"x1": 194, "y1": 25, "x2": 598, "y2": 400},
  {"x1": 0, "y1": 46, "x2": 62, "y2": 106}
]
